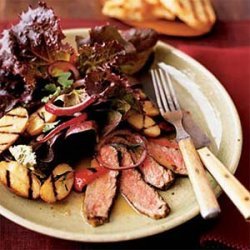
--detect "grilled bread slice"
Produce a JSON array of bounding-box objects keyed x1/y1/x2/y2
[
  {"x1": 0, "y1": 161, "x2": 41, "y2": 199},
  {"x1": 26, "y1": 107, "x2": 57, "y2": 136},
  {"x1": 160, "y1": 0, "x2": 216, "y2": 31},
  {"x1": 40, "y1": 163, "x2": 74, "y2": 203},
  {"x1": 0, "y1": 107, "x2": 28, "y2": 154},
  {"x1": 102, "y1": 0, "x2": 175, "y2": 22}
]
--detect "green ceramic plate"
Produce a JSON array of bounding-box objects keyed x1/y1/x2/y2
[{"x1": 0, "y1": 29, "x2": 242, "y2": 242}]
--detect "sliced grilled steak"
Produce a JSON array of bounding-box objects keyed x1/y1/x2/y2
[
  {"x1": 120, "y1": 148, "x2": 170, "y2": 219},
  {"x1": 139, "y1": 155, "x2": 175, "y2": 189},
  {"x1": 83, "y1": 149, "x2": 119, "y2": 227},
  {"x1": 147, "y1": 140, "x2": 187, "y2": 175}
]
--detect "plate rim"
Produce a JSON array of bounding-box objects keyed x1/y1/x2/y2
[{"x1": 0, "y1": 28, "x2": 243, "y2": 242}]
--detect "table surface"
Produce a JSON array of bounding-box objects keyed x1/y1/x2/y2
[{"x1": 0, "y1": 1, "x2": 249, "y2": 249}]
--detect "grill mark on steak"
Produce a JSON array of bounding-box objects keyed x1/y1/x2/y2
[
  {"x1": 83, "y1": 155, "x2": 119, "y2": 227},
  {"x1": 139, "y1": 155, "x2": 175, "y2": 190},
  {"x1": 120, "y1": 148, "x2": 170, "y2": 219}
]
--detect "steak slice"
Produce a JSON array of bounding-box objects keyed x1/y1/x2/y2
[
  {"x1": 147, "y1": 139, "x2": 187, "y2": 175},
  {"x1": 83, "y1": 147, "x2": 119, "y2": 226},
  {"x1": 120, "y1": 149, "x2": 170, "y2": 219},
  {"x1": 139, "y1": 155, "x2": 175, "y2": 189}
]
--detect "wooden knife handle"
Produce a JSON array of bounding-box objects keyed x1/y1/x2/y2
[
  {"x1": 178, "y1": 137, "x2": 221, "y2": 219},
  {"x1": 198, "y1": 147, "x2": 250, "y2": 220}
]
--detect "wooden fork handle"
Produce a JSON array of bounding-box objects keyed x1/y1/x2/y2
[
  {"x1": 198, "y1": 147, "x2": 250, "y2": 220},
  {"x1": 178, "y1": 137, "x2": 221, "y2": 219}
]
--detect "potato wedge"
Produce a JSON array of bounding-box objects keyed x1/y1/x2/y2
[
  {"x1": 127, "y1": 110, "x2": 160, "y2": 137},
  {"x1": 26, "y1": 107, "x2": 57, "y2": 136},
  {"x1": 0, "y1": 161, "x2": 41, "y2": 199},
  {"x1": 144, "y1": 116, "x2": 156, "y2": 128},
  {"x1": 40, "y1": 163, "x2": 74, "y2": 203},
  {"x1": 0, "y1": 107, "x2": 28, "y2": 154},
  {"x1": 143, "y1": 125, "x2": 161, "y2": 137},
  {"x1": 143, "y1": 100, "x2": 160, "y2": 117},
  {"x1": 127, "y1": 111, "x2": 144, "y2": 130}
]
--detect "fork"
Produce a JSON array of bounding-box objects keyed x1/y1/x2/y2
[{"x1": 151, "y1": 66, "x2": 221, "y2": 219}]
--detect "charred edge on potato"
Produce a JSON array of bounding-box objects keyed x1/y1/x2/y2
[
  {"x1": 51, "y1": 173, "x2": 58, "y2": 200},
  {"x1": 27, "y1": 169, "x2": 33, "y2": 199},
  {"x1": 6, "y1": 170, "x2": 10, "y2": 188},
  {"x1": 127, "y1": 111, "x2": 161, "y2": 137},
  {"x1": 5, "y1": 114, "x2": 28, "y2": 118},
  {"x1": 37, "y1": 111, "x2": 46, "y2": 122}
]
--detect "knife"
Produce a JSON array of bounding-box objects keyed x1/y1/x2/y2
[
  {"x1": 183, "y1": 112, "x2": 250, "y2": 220},
  {"x1": 139, "y1": 69, "x2": 250, "y2": 220}
]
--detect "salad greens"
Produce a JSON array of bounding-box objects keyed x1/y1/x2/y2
[{"x1": 0, "y1": 2, "x2": 159, "y2": 175}]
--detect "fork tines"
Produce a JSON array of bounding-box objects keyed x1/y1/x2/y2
[{"x1": 150, "y1": 67, "x2": 180, "y2": 115}]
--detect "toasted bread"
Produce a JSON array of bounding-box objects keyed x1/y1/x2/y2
[
  {"x1": 101, "y1": 0, "x2": 216, "y2": 36},
  {"x1": 102, "y1": 0, "x2": 175, "y2": 21},
  {"x1": 160, "y1": 0, "x2": 216, "y2": 31}
]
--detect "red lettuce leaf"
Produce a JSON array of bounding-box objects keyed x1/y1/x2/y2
[
  {"x1": 83, "y1": 67, "x2": 129, "y2": 99},
  {"x1": 120, "y1": 28, "x2": 158, "y2": 52},
  {"x1": 76, "y1": 25, "x2": 158, "y2": 76},
  {"x1": 89, "y1": 25, "x2": 136, "y2": 53},
  {"x1": 0, "y1": 2, "x2": 75, "y2": 117},
  {"x1": 77, "y1": 40, "x2": 124, "y2": 75}
]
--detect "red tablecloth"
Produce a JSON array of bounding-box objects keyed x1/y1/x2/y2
[{"x1": 0, "y1": 19, "x2": 250, "y2": 250}]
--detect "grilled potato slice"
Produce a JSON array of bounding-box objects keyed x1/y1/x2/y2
[
  {"x1": 0, "y1": 161, "x2": 41, "y2": 199},
  {"x1": 143, "y1": 125, "x2": 161, "y2": 137},
  {"x1": 127, "y1": 110, "x2": 161, "y2": 137},
  {"x1": 40, "y1": 163, "x2": 74, "y2": 203},
  {"x1": 26, "y1": 107, "x2": 57, "y2": 136},
  {"x1": 144, "y1": 115, "x2": 156, "y2": 128},
  {"x1": 143, "y1": 100, "x2": 160, "y2": 117},
  {"x1": 127, "y1": 111, "x2": 144, "y2": 130},
  {"x1": 0, "y1": 107, "x2": 29, "y2": 154}
]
